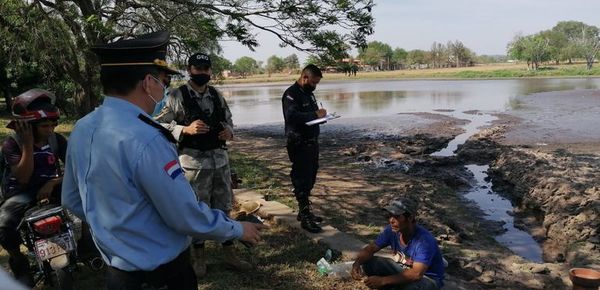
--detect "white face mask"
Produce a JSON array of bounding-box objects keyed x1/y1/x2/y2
[{"x1": 148, "y1": 76, "x2": 167, "y2": 105}]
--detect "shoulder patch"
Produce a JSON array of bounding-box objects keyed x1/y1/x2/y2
[
  {"x1": 286, "y1": 95, "x2": 294, "y2": 101},
  {"x1": 164, "y1": 160, "x2": 183, "y2": 179}
]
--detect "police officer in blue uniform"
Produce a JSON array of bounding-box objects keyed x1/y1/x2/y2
[
  {"x1": 282, "y1": 64, "x2": 327, "y2": 233},
  {"x1": 61, "y1": 31, "x2": 265, "y2": 290}
]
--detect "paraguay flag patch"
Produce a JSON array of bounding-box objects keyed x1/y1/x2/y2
[{"x1": 164, "y1": 160, "x2": 183, "y2": 179}]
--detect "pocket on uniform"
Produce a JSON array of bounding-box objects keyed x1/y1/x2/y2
[{"x1": 179, "y1": 149, "x2": 203, "y2": 169}]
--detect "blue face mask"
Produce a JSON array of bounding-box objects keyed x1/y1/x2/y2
[
  {"x1": 152, "y1": 89, "x2": 169, "y2": 116},
  {"x1": 148, "y1": 76, "x2": 167, "y2": 103}
]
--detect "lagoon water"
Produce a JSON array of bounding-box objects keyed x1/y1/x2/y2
[
  {"x1": 220, "y1": 77, "x2": 600, "y2": 262},
  {"x1": 220, "y1": 78, "x2": 600, "y2": 125}
]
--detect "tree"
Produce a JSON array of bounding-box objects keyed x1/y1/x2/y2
[
  {"x1": 507, "y1": 33, "x2": 550, "y2": 70},
  {"x1": 574, "y1": 25, "x2": 600, "y2": 69},
  {"x1": 540, "y1": 29, "x2": 568, "y2": 65},
  {"x1": 507, "y1": 34, "x2": 527, "y2": 64},
  {"x1": 0, "y1": 0, "x2": 80, "y2": 114},
  {"x1": 304, "y1": 54, "x2": 337, "y2": 68},
  {"x1": 210, "y1": 55, "x2": 232, "y2": 79},
  {"x1": 550, "y1": 21, "x2": 600, "y2": 69},
  {"x1": 283, "y1": 54, "x2": 300, "y2": 71},
  {"x1": 0, "y1": 0, "x2": 374, "y2": 116},
  {"x1": 391, "y1": 48, "x2": 408, "y2": 70},
  {"x1": 430, "y1": 42, "x2": 446, "y2": 68},
  {"x1": 406, "y1": 50, "x2": 427, "y2": 67},
  {"x1": 266, "y1": 55, "x2": 286, "y2": 75},
  {"x1": 358, "y1": 41, "x2": 393, "y2": 70},
  {"x1": 528, "y1": 34, "x2": 551, "y2": 70},
  {"x1": 233, "y1": 56, "x2": 259, "y2": 77},
  {"x1": 446, "y1": 40, "x2": 473, "y2": 67},
  {"x1": 304, "y1": 55, "x2": 321, "y2": 67}
]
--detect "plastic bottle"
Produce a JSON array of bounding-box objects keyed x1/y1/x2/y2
[{"x1": 316, "y1": 258, "x2": 332, "y2": 275}]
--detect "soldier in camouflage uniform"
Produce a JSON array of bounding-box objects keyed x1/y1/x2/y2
[{"x1": 155, "y1": 53, "x2": 251, "y2": 277}]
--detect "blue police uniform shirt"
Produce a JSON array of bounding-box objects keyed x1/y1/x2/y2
[
  {"x1": 61, "y1": 96, "x2": 243, "y2": 271},
  {"x1": 375, "y1": 225, "x2": 445, "y2": 288}
]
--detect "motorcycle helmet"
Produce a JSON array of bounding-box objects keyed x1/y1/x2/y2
[{"x1": 7, "y1": 89, "x2": 60, "y2": 129}]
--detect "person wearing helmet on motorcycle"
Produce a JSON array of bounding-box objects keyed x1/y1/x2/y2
[{"x1": 0, "y1": 88, "x2": 67, "y2": 286}]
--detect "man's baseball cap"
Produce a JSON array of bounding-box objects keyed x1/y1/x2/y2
[
  {"x1": 188, "y1": 53, "x2": 211, "y2": 68},
  {"x1": 383, "y1": 198, "x2": 418, "y2": 216}
]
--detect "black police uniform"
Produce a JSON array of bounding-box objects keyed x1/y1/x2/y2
[{"x1": 282, "y1": 81, "x2": 323, "y2": 232}]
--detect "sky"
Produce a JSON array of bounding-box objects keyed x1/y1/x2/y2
[{"x1": 219, "y1": 0, "x2": 600, "y2": 64}]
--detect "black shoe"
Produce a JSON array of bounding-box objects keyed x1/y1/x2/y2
[
  {"x1": 296, "y1": 211, "x2": 323, "y2": 223},
  {"x1": 300, "y1": 216, "x2": 323, "y2": 233}
]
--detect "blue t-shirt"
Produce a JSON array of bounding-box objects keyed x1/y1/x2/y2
[{"x1": 375, "y1": 225, "x2": 445, "y2": 288}]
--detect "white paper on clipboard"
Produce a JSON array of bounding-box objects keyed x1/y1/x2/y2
[{"x1": 305, "y1": 113, "x2": 341, "y2": 126}]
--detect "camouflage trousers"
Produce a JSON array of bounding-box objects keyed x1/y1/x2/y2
[{"x1": 180, "y1": 148, "x2": 233, "y2": 213}]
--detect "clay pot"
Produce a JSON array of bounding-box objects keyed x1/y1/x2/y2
[{"x1": 569, "y1": 268, "x2": 600, "y2": 290}]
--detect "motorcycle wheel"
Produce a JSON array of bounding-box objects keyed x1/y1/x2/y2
[{"x1": 53, "y1": 268, "x2": 73, "y2": 290}]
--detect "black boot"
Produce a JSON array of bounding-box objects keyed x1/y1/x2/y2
[
  {"x1": 299, "y1": 212, "x2": 322, "y2": 233},
  {"x1": 296, "y1": 207, "x2": 323, "y2": 223},
  {"x1": 295, "y1": 195, "x2": 323, "y2": 223},
  {"x1": 297, "y1": 197, "x2": 322, "y2": 233}
]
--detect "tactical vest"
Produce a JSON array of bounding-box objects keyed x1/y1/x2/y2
[{"x1": 177, "y1": 85, "x2": 226, "y2": 151}]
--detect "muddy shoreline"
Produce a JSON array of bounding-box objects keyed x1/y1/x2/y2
[{"x1": 231, "y1": 90, "x2": 599, "y2": 289}]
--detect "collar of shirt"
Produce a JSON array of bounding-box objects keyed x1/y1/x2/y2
[
  {"x1": 294, "y1": 82, "x2": 315, "y2": 101},
  {"x1": 186, "y1": 81, "x2": 209, "y2": 98},
  {"x1": 103, "y1": 96, "x2": 151, "y2": 118}
]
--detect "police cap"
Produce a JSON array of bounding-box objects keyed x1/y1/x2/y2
[
  {"x1": 188, "y1": 52, "x2": 212, "y2": 68},
  {"x1": 91, "y1": 30, "x2": 180, "y2": 75}
]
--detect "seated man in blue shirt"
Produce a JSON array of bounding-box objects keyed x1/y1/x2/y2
[{"x1": 351, "y1": 198, "x2": 445, "y2": 290}]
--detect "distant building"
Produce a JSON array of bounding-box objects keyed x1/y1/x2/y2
[{"x1": 222, "y1": 70, "x2": 243, "y2": 78}]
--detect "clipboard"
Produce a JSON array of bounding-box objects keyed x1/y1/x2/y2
[{"x1": 305, "y1": 113, "x2": 341, "y2": 126}]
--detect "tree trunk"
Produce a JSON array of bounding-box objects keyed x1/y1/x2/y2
[
  {"x1": 586, "y1": 58, "x2": 594, "y2": 70},
  {"x1": 76, "y1": 81, "x2": 96, "y2": 118}
]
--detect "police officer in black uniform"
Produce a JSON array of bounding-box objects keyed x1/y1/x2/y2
[{"x1": 282, "y1": 64, "x2": 326, "y2": 233}]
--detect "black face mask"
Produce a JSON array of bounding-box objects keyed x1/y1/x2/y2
[
  {"x1": 191, "y1": 73, "x2": 211, "y2": 86},
  {"x1": 303, "y1": 84, "x2": 316, "y2": 93}
]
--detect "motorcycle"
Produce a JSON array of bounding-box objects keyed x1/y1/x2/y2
[{"x1": 19, "y1": 201, "x2": 103, "y2": 289}]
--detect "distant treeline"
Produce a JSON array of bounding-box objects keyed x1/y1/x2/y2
[{"x1": 507, "y1": 21, "x2": 600, "y2": 70}]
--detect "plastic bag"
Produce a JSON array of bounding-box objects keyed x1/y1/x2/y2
[
  {"x1": 316, "y1": 258, "x2": 332, "y2": 275},
  {"x1": 328, "y1": 261, "x2": 354, "y2": 280}
]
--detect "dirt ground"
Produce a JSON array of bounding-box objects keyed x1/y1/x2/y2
[{"x1": 230, "y1": 90, "x2": 600, "y2": 289}]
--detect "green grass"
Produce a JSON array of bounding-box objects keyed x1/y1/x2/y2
[
  {"x1": 229, "y1": 151, "x2": 284, "y2": 192},
  {"x1": 450, "y1": 66, "x2": 600, "y2": 79},
  {"x1": 228, "y1": 150, "x2": 297, "y2": 209},
  {"x1": 8, "y1": 224, "x2": 362, "y2": 290},
  {"x1": 196, "y1": 224, "x2": 361, "y2": 290},
  {"x1": 221, "y1": 63, "x2": 600, "y2": 85},
  {"x1": 0, "y1": 116, "x2": 362, "y2": 290}
]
